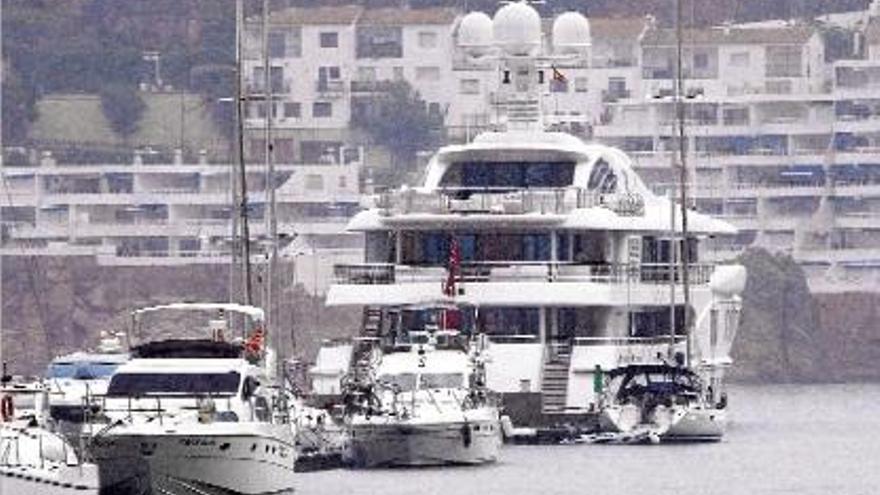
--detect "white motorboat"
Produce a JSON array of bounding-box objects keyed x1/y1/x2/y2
[
  {"x1": 344, "y1": 307, "x2": 501, "y2": 468},
  {"x1": 1, "y1": 380, "x2": 100, "y2": 494},
  {"x1": 597, "y1": 364, "x2": 727, "y2": 442},
  {"x1": 87, "y1": 303, "x2": 296, "y2": 495},
  {"x1": 46, "y1": 335, "x2": 129, "y2": 426}
]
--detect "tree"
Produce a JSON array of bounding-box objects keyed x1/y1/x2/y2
[
  {"x1": 2, "y1": 70, "x2": 39, "y2": 145},
  {"x1": 100, "y1": 83, "x2": 146, "y2": 141},
  {"x1": 351, "y1": 81, "x2": 443, "y2": 186}
]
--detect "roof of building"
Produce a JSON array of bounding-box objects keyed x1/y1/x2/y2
[
  {"x1": 269, "y1": 5, "x2": 363, "y2": 25},
  {"x1": 866, "y1": 17, "x2": 880, "y2": 45},
  {"x1": 265, "y1": 5, "x2": 458, "y2": 26},
  {"x1": 642, "y1": 25, "x2": 816, "y2": 46},
  {"x1": 358, "y1": 7, "x2": 459, "y2": 26},
  {"x1": 591, "y1": 17, "x2": 649, "y2": 41}
]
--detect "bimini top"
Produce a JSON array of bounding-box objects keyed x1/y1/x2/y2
[{"x1": 131, "y1": 302, "x2": 265, "y2": 322}]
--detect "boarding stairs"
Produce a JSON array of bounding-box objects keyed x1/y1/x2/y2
[
  {"x1": 541, "y1": 342, "x2": 572, "y2": 414},
  {"x1": 348, "y1": 307, "x2": 383, "y2": 381}
]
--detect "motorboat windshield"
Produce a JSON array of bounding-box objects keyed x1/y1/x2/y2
[
  {"x1": 47, "y1": 362, "x2": 121, "y2": 380},
  {"x1": 419, "y1": 372, "x2": 465, "y2": 389},
  {"x1": 377, "y1": 373, "x2": 417, "y2": 392}
]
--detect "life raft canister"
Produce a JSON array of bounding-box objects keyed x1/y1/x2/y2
[{"x1": 0, "y1": 394, "x2": 13, "y2": 422}]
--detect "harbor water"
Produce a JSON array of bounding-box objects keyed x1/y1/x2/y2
[{"x1": 300, "y1": 384, "x2": 880, "y2": 495}]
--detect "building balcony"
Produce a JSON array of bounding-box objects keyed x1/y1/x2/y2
[
  {"x1": 350, "y1": 80, "x2": 397, "y2": 93},
  {"x1": 315, "y1": 79, "x2": 346, "y2": 98}
]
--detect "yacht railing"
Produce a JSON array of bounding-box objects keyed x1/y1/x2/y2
[
  {"x1": 572, "y1": 336, "x2": 687, "y2": 346},
  {"x1": 334, "y1": 261, "x2": 715, "y2": 286},
  {"x1": 377, "y1": 187, "x2": 645, "y2": 217}
]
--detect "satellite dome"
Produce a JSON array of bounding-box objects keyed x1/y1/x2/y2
[
  {"x1": 552, "y1": 12, "x2": 591, "y2": 54},
  {"x1": 492, "y1": 2, "x2": 542, "y2": 56},
  {"x1": 458, "y1": 12, "x2": 494, "y2": 57}
]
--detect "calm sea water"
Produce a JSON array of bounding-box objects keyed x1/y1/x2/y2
[{"x1": 299, "y1": 384, "x2": 880, "y2": 495}]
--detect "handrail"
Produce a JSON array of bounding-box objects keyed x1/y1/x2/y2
[{"x1": 334, "y1": 261, "x2": 715, "y2": 286}]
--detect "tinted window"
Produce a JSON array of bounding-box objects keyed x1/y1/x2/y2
[
  {"x1": 48, "y1": 362, "x2": 120, "y2": 379},
  {"x1": 440, "y1": 162, "x2": 575, "y2": 189},
  {"x1": 377, "y1": 373, "x2": 416, "y2": 392},
  {"x1": 106, "y1": 372, "x2": 241, "y2": 397},
  {"x1": 420, "y1": 373, "x2": 463, "y2": 389}
]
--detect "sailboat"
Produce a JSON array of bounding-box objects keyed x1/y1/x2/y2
[{"x1": 595, "y1": 0, "x2": 746, "y2": 443}]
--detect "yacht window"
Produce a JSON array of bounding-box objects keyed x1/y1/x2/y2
[
  {"x1": 419, "y1": 373, "x2": 464, "y2": 389},
  {"x1": 587, "y1": 159, "x2": 618, "y2": 194},
  {"x1": 48, "y1": 362, "x2": 120, "y2": 380},
  {"x1": 106, "y1": 372, "x2": 241, "y2": 397},
  {"x1": 440, "y1": 161, "x2": 575, "y2": 190},
  {"x1": 378, "y1": 373, "x2": 416, "y2": 392}
]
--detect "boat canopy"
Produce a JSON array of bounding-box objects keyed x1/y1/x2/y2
[{"x1": 131, "y1": 302, "x2": 265, "y2": 322}]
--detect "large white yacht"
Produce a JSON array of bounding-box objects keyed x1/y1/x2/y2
[
  {"x1": 342, "y1": 305, "x2": 501, "y2": 467},
  {"x1": 316, "y1": 2, "x2": 746, "y2": 430},
  {"x1": 87, "y1": 303, "x2": 296, "y2": 495}
]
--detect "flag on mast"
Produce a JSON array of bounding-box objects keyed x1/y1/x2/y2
[{"x1": 551, "y1": 65, "x2": 567, "y2": 82}]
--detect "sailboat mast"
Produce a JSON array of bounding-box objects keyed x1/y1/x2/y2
[
  {"x1": 261, "y1": 0, "x2": 283, "y2": 381},
  {"x1": 235, "y1": 0, "x2": 253, "y2": 305},
  {"x1": 674, "y1": 0, "x2": 692, "y2": 366}
]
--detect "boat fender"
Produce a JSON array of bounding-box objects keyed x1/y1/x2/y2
[
  {"x1": 0, "y1": 394, "x2": 13, "y2": 422},
  {"x1": 461, "y1": 423, "x2": 472, "y2": 448}
]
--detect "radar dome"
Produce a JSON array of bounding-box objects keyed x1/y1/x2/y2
[
  {"x1": 492, "y1": 2, "x2": 542, "y2": 56},
  {"x1": 552, "y1": 12, "x2": 591, "y2": 54},
  {"x1": 458, "y1": 12, "x2": 494, "y2": 57}
]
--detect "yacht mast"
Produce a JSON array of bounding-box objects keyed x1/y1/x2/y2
[
  {"x1": 674, "y1": 0, "x2": 692, "y2": 366},
  {"x1": 235, "y1": 0, "x2": 253, "y2": 305}
]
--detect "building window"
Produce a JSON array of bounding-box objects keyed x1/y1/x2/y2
[
  {"x1": 393, "y1": 66, "x2": 405, "y2": 81},
  {"x1": 320, "y1": 32, "x2": 338, "y2": 48},
  {"x1": 268, "y1": 32, "x2": 286, "y2": 58},
  {"x1": 313, "y1": 102, "x2": 332, "y2": 118},
  {"x1": 338, "y1": 175, "x2": 348, "y2": 189},
  {"x1": 305, "y1": 174, "x2": 324, "y2": 191},
  {"x1": 550, "y1": 78, "x2": 568, "y2": 93},
  {"x1": 574, "y1": 77, "x2": 588, "y2": 93},
  {"x1": 284, "y1": 102, "x2": 301, "y2": 119},
  {"x1": 722, "y1": 107, "x2": 749, "y2": 126},
  {"x1": 356, "y1": 26, "x2": 403, "y2": 59},
  {"x1": 460, "y1": 79, "x2": 480, "y2": 95},
  {"x1": 415, "y1": 66, "x2": 440, "y2": 81},
  {"x1": 694, "y1": 52, "x2": 709, "y2": 69},
  {"x1": 357, "y1": 66, "x2": 377, "y2": 81},
  {"x1": 418, "y1": 31, "x2": 438, "y2": 49},
  {"x1": 766, "y1": 46, "x2": 802, "y2": 77},
  {"x1": 730, "y1": 51, "x2": 750, "y2": 67}
]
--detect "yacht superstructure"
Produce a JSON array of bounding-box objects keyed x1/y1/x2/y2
[{"x1": 316, "y1": 2, "x2": 747, "y2": 428}]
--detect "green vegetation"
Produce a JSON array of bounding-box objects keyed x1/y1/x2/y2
[
  {"x1": 1, "y1": 0, "x2": 236, "y2": 145},
  {"x1": 99, "y1": 84, "x2": 147, "y2": 140},
  {"x1": 351, "y1": 81, "x2": 444, "y2": 186}
]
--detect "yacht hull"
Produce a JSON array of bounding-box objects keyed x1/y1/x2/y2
[
  {"x1": 91, "y1": 424, "x2": 296, "y2": 495},
  {"x1": 348, "y1": 417, "x2": 501, "y2": 468},
  {"x1": 599, "y1": 405, "x2": 725, "y2": 442},
  {"x1": 1, "y1": 464, "x2": 100, "y2": 495}
]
